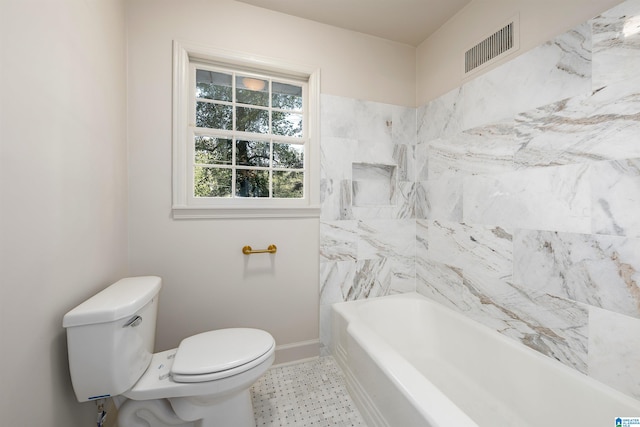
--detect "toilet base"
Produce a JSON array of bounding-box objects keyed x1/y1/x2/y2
[
  {"x1": 118, "y1": 398, "x2": 195, "y2": 426},
  {"x1": 118, "y1": 390, "x2": 254, "y2": 427},
  {"x1": 170, "y1": 389, "x2": 255, "y2": 427}
]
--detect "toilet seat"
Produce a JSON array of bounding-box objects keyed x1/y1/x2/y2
[
  {"x1": 171, "y1": 328, "x2": 275, "y2": 383},
  {"x1": 123, "y1": 328, "x2": 275, "y2": 401}
]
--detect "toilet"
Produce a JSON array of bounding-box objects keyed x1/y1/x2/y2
[{"x1": 62, "y1": 276, "x2": 275, "y2": 427}]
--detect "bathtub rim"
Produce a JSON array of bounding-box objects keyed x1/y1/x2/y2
[{"x1": 331, "y1": 292, "x2": 640, "y2": 427}]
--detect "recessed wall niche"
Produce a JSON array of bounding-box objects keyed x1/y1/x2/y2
[{"x1": 352, "y1": 162, "x2": 397, "y2": 206}]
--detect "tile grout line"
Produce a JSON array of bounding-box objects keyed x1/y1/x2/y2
[{"x1": 251, "y1": 356, "x2": 367, "y2": 427}]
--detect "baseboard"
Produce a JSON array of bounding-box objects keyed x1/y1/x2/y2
[{"x1": 274, "y1": 339, "x2": 320, "y2": 365}]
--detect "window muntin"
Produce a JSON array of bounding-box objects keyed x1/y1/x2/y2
[
  {"x1": 172, "y1": 41, "x2": 320, "y2": 219},
  {"x1": 190, "y1": 64, "x2": 307, "y2": 200}
]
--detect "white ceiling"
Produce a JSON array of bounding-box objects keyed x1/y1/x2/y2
[{"x1": 234, "y1": 0, "x2": 472, "y2": 46}]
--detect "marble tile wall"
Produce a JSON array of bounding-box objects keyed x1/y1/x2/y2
[
  {"x1": 319, "y1": 97, "x2": 417, "y2": 351},
  {"x1": 320, "y1": 0, "x2": 640, "y2": 401},
  {"x1": 417, "y1": 0, "x2": 640, "y2": 400}
]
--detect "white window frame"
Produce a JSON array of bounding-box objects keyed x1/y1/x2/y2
[{"x1": 172, "y1": 40, "x2": 321, "y2": 219}]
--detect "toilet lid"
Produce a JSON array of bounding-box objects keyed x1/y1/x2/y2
[{"x1": 171, "y1": 328, "x2": 274, "y2": 382}]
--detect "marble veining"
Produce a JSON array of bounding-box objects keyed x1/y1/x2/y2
[
  {"x1": 320, "y1": 221, "x2": 357, "y2": 262},
  {"x1": 421, "y1": 176, "x2": 463, "y2": 222},
  {"x1": 418, "y1": 87, "x2": 464, "y2": 141},
  {"x1": 588, "y1": 306, "x2": 640, "y2": 399},
  {"x1": 414, "y1": 181, "x2": 430, "y2": 220},
  {"x1": 320, "y1": 0, "x2": 640, "y2": 402},
  {"x1": 515, "y1": 76, "x2": 640, "y2": 168},
  {"x1": 427, "y1": 220, "x2": 513, "y2": 280},
  {"x1": 357, "y1": 219, "x2": 415, "y2": 261},
  {"x1": 591, "y1": 158, "x2": 640, "y2": 237},
  {"x1": 513, "y1": 229, "x2": 640, "y2": 319},
  {"x1": 416, "y1": 256, "x2": 465, "y2": 311},
  {"x1": 320, "y1": 178, "x2": 353, "y2": 221},
  {"x1": 459, "y1": 23, "x2": 592, "y2": 131},
  {"x1": 392, "y1": 105, "x2": 417, "y2": 146},
  {"x1": 415, "y1": 141, "x2": 429, "y2": 181},
  {"x1": 460, "y1": 275, "x2": 589, "y2": 373},
  {"x1": 320, "y1": 261, "x2": 356, "y2": 311},
  {"x1": 352, "y1": 163, "x2": 397, "y2": 207},
  {"x1": 319, "y1": 260, "x2": 356, "y2": 353},
  {"x1": 591, "y1": 0, "x2": 640, "y2": 89},
  {"x1": 348, "y1": 258, "x2": 391, "y2": 300},
  {"x1": 428, "y1": 121, "x2": 518, "y2": 181},
  {"x1": 462, "y1": 163, "x2": 592, "y2": 233},
  {"x1": 320, "y1": 93, "x2": 419, "y2": 348}
]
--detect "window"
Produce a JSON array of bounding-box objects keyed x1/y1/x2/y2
[{"x1": 172, "y1": 41, "x2": 320, "y2": 219}]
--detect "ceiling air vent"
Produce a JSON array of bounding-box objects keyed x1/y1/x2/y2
[{"x1": 465, "y1": 17, "x2": 518, "y2": 75}]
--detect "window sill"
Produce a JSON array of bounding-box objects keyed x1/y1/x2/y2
[{"x1": 172, "y1": 205, "x2": 321, "y2": 219}]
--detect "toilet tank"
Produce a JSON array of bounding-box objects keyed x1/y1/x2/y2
[{"x1": 63, "y1": 276, "x2": 161, "y2": 402}]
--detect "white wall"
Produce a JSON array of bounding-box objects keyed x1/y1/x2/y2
[
  {"x1": 0, "y1": 0, "x2": 128, "y2": 425},
  {"x1": 416, "y1": 0, "x2": 624, "y2": 105},
  {"x1": 126, "y1": 0, "x2": 415, "y2": 363}
]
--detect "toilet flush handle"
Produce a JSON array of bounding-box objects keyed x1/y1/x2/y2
[{"x1": 123, "y1": 315, "x2": 143, "y2": 328}]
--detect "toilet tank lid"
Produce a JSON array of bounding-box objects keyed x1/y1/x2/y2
[{"x1": 63, "y1": 276, "x2": 162, "y2": 328}]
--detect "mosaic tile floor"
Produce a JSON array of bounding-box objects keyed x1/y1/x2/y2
[{"x1": 251, "y1": 356, "x2": 367, "y2": 427}]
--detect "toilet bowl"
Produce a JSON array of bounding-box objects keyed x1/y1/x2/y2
[
  {"x1": 62, "y1": 276, "x2": 275, "y2": 427},
  {"x1": 120, "y1": 329, "x2": 274, "y2": 427}
]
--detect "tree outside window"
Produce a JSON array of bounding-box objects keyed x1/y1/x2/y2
[{"x1": 192, "y1": 68, "x2": 305, "y2": 199}]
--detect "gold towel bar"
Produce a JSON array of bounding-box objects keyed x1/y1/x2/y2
[{"x1": 242, "y1": 244, "x2": 277, "y2": 255}]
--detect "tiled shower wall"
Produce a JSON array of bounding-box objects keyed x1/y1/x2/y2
[
  {"x1": 319, "y1": 97, "x2": 418, "y2": 349},
  {"x1": 321, "y1": 0, "x2": 640, "y2": 400}
]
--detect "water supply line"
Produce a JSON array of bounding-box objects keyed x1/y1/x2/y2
[{"x1": 96, "y1": 399, "x2": 107, "y2": 427}]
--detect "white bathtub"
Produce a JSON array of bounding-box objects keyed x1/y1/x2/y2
[{"x1": 331, "y1": 292, "x2": 640, "y2": 427}]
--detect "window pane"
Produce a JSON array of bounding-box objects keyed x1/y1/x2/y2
[
  {"x1": 273, "y1": 171, "x2": 303, "y2": 198},
  {"x1": 272, "y1": 82, "x2": 302, "y2": 110},
  {"x1": 196, "y1": 102, "x2": 232, "y2": 130},
  {"x1": 273, "y1": 143, "x2": 303, "y2": 169},
  {"x1": 196, "y1": 70, "x2": 232, "y2": 101},
  {"x1": 236, "y1": 106, "x2": 269, "y2": 134},
  {"x1": 195, "y1": 136, "x2": 232, "y2": 165},
  {"x1": 236, "y1": 169, "x2": 269, "y2": 198},
  {"x1": 236, "y1": 76, "x2": 268, "y2": 106},
  {"x1": 272, "y1": 111, "x2": 302, "y2": 137},
  {"x1": 236, "y1": 140, "x2": 270, "y2": 167},
  {"x1": 194, "y1": 166, "x2": 232, "y2": 197}
]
